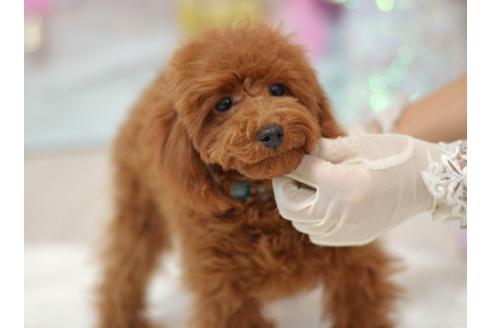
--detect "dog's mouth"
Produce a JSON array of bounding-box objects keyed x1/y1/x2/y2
[
  {"x1": 237, "y1": 146, "x2": 306, "y2": 179},
  {"x1": 249, "y1": 146, "x2": 304, "y2": 166}
]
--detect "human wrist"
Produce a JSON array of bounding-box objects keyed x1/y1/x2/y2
[{"x1": 402, "y1": 138, "x2": 442, "y2": 214}]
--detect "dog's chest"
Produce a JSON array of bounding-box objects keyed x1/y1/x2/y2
[
  {"x1": 215, "y1": 210, "x2": 325, "y2": 297},
  {"x1": 219, "y1": 208, "x2": 320, "y2": 267},
  {"x1": 172, "y1": 203, "x2": 327, "y2": 298}
]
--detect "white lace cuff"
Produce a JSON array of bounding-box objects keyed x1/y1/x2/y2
[{"x1": 422, "y1": 140, "x2": 467, "y2": 227}]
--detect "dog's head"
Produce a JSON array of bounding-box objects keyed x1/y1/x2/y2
[{"x1": 161, "y1": 24, "x2": 341, "y2": 180}]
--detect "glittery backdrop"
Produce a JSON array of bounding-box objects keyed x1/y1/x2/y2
[{"x1": 316, "y1": 0, "x2": 466, "y2": 126}]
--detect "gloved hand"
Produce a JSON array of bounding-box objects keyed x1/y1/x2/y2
[{"x1": 273, "y1": 134, "x2": 441, "y2": 246}]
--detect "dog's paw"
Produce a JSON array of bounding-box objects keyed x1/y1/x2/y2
[
  {"x1": 98, "y1": 318, "x2": 163, "y2": 328},
  {"x1": 135, "y1": 318, "x2": 164, "y2": 328},
  {"x1": 332, "y1": 321, "x2": 394, "y2": 328},
  {"x1": 237, "y1": 318, "x2": 276, "y2": 328},
  {"x1": 256, "y1": 320, "x2": 276, "y2": 328}
]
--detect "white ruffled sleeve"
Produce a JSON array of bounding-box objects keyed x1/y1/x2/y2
[{"x1": 421, "y1": 140, "x2": 467, "y2": 227}]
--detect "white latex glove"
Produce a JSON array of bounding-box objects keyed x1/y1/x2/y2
[{"x1": 273, "y1": 134, "x2": 441, "y2": 246}]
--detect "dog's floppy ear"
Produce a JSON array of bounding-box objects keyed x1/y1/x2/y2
[
  {"x1": 142, "y1": 101, "x2": 236, "y2": 215},
  {"x1": 313, "y1": 80, "x2": 345, "y2": 138}
]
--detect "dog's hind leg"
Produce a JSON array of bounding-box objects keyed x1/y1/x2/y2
[
  {"x1": 96, "y1": 166, "x2": 169, "y2": 328},
  {"x1": 321, "y1": 244, "x2": 400, "y2": 328}
]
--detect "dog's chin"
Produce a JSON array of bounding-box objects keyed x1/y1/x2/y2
[{"x1": 235, "y1": 147, "x2": 305, "y2": 180}]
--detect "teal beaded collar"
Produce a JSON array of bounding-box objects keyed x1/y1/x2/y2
[
  {"x1": 208, "y1": 165, "x2": 272, "y2": 202},
  {"x1": 229, "y1": 180, "x2": 271, "y2": 202}
]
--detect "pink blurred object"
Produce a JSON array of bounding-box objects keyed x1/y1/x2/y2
[
  {"x1": 282, "y1": 0, "x2": 333, "y2": 58},
  {"x1": 25, "y1": 0, "x2": 52, "y2": 15},
  {"x1": 25, "y1": 0, "x2": 52, "y2": 54}
]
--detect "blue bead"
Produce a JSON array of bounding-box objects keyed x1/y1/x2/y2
[{"x1": 230, "y1": 181, "x2": 250, "y2": 199}]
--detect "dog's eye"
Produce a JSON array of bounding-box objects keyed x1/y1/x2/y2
[
  {"x1": 215, "y1": 97, "x2": 233, "y2": 112},
  {"x1": 270, "y1": 83, "x2": 285, "y2": 96}
]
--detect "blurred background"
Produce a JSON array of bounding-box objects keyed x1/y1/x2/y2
[{"x1": 25, "y1": 0, "x2": 466, "y2": 327}]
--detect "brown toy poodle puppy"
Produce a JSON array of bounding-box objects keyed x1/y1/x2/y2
[{"x1": 97, "y1": 24, "x2": 400, "y2": 328}]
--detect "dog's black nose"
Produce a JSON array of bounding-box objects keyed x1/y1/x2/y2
[{"x1": 256, "y1": 124, "x2": 284, "y2": 149}]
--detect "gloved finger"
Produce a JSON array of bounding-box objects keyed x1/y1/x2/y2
[
  {"x1": 310, "y1": 137, "x2": 360, "y2": 164},
  {"x1": 273, "y1": 177, "x2": 317, "y2": 221},
  {"x1": 309, "y1": 231, "x2": 377, "y2": 247},
  {"x1": 291, "y1": 207, "x2": 341, "y2": 236},
  {"x1": 286, "y1": 154, "x2": 331, "y2": 186},
  {"x1": 314, "y1": 218, "x2": 404, "y2": 247},
  {"x1": 307, "y1": 210, "x2": 376, "y2": 247},
  {"x1": 292, "y1": 205, "x2": 346, "y2": 235}
]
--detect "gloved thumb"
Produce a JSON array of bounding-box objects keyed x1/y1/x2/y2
[
  {"x1": 311, "y1": 137, "x2": 360, "y2": 164},
  {"x1": 287, "y1": 154, "x2": 332, "y2": 186}
]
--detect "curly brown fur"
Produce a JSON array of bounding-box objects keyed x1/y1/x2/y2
[{"x1": 97, "y1": 24, "x2": 400, "y2": 328}]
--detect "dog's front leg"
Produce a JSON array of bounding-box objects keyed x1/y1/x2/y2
[
  {"x1": 96, "y1": 171, "x2": 169, "y2": 328},
  {"x1": 321, "y1": 243, "x2": 400, "y2": 328},
  {"x1": 189, "y1": 291, "x2": 274, "y2": 328},
  {"x1": 180, "y1": 244, "x2": 274, "y2": 328}
]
